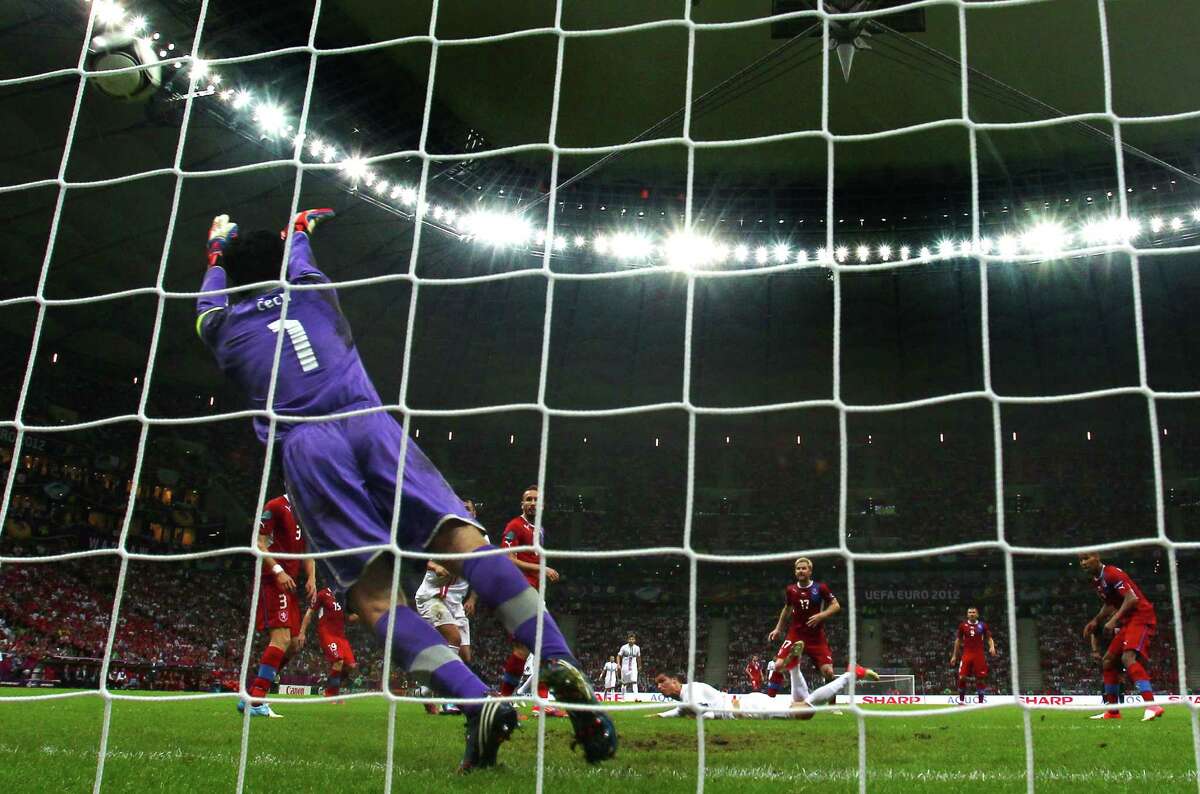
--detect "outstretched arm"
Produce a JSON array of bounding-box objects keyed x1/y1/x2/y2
[
  {"x1": 196, "y1": 215, "x2": 237, "y2": 339},
  {"x1": 769, "y1": 604, "x2": 792, "y2": 642}
]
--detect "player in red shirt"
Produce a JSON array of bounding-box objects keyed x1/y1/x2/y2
[
  {"x1": 1080, "y1": 552, "x2": 1163, "y2": 721},
  {"x1": 240, "y1": 493, "x2": 316, "y2": 718},
  {"x1": 949, "y1": 607, "x2": 997, "y2": 704},
  {"x1": 745, "y1": 656, "x2": 764, "y2": 692},
  {"x1": 766, "y1": 557, "x2": 841, "y2": 696},
  {"x1": 497, "y1": 485, "x2": 565, "y2": 718},
  {"x1": 301, "y1": 586, "x2": 359, "y2": 700}
]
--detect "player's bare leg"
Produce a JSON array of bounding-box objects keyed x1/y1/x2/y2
[
  {"x1": 350, "y1": 555, "x2": 518, "y2": 771},
  {"x1": 433, "y1": 522, "x2": 617, "y2": 763},
  {"x1": 240, "y1": 627, "x2": 290, "y2": 718}
]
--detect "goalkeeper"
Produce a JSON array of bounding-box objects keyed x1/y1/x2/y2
[{"x1": 195, "y1": 211, "x2": 616, "y2": 770}]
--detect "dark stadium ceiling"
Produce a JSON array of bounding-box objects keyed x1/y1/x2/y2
[{"x1": 2, "y1": 0, "x2": 1200, "y2": 411}]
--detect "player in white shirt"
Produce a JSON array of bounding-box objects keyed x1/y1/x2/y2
[
  {"x1": 651, "y1": 659, "x2": 878, "y2": 720},
  {"x1": 602, "y1": 656, "x2": 619, "y2": 694},
  {"x1": 618, "y1": 634, "x2": 641, "y2": 694},
  {"x1": 413, "y1": 500, "x2": 482, "y2": 663}
]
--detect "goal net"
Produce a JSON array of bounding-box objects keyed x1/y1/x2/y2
[{"x1": 2, "y1": 0, "x2": 1199, "y2": 792}]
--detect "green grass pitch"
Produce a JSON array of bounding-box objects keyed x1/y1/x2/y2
[{"x1": 1, "y1": 691, "x2": 1196, "y2": 793}]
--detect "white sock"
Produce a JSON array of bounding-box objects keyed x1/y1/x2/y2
[
  {"x1": 789, "y1": 666, "x2": 811, "y2": 701},
  {"x1": 804, "y1": 672, "x2": 852, "y2": 707}
]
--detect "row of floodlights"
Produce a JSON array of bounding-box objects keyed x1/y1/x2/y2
[{"x1": 84, "y1": 1, "x2": 1200, "y2": 270}]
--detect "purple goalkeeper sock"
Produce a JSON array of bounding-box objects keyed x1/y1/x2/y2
[
  {"x1": 461, "y1": 545, "x2": 573, "y2": 662},
  {"x1": 374, "y1": 608, "x2": 488, "y2": 715}
]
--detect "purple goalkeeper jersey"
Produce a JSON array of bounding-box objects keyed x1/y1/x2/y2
[{"x1": 196, "y1": 232, "x2": 381, "y2": 442}]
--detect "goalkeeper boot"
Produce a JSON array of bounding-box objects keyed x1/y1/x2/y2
[
  {"x1": 1142, "y1": 705, "x2": 1164, "y2": 722},
  {"x1": 542, "y1": 658, "x2": 618, "y2": 764},
  {"x1": 459, "y1": 700, "x2": 518, "y2": 773},
  {"x1": 851, "y1": 664, "x2": 881, "y2": 682}
]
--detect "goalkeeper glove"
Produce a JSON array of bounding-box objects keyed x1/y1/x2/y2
[
  {"x1": 283, "y1": 208, "x2": 335, "y2": 239},
  {"x1": 207, "y1": 214, "x2": 238, "y2": 268}
]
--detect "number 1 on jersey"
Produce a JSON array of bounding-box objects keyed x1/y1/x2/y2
[{"x1": 268, "y1": 318, "x2": 319, "y2": 372}]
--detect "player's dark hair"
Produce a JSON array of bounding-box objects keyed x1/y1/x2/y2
[{"x1": 221, "y1": 230, "x2": 286, "y2": 292}]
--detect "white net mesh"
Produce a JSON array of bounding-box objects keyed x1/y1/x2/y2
[{"x1": 2, "y1": 1, "x2": 1200, "y2": 792}]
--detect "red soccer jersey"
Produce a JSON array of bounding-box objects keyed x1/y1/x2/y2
[
  {"x1": 314, "y1": 587, "x2": 346, "y2": 637},
  {"x1": 746, "y1": 658, "x2": 763, "y2": 689},
  {"x1": 786, "y1": 580, "x2": 836, "y2": 641},
  {"x1": 259, "y1": 495, "x2": 304, "y2": 579},
  {"x1": 500, "y1": 515, "x2": 543, "y2": 589},
  {"x1": 957, "y1": 620, "x2": 991, "y2": 655},
  {"x1": 1093, "y1": 564, "x2": 1156, "y2": 625}
]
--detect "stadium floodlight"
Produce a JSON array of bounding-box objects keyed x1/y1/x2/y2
[
  {"x1": 374, "y1": 179, "x2": 389, "y2": 196},
  {"x1": 231, "y1": 89, "x2": 253, "y2": 110},
  {"x1": 593, "y1": 235, "x2": 610, "y2": 254},
  {"x1": 339, "y1": 156, "x2": 369, "y2": 182},
  {"x1": 814, "y1": 247, "x2": 828, "y2": 263},
  {"x1": 996, "y1": 235, "x2": 1020, "y2": 259},
  {"x1": 877, "y1": 244, "x2": 892, "y2": 261},
  {"x1": 573, "y1": 235, "x2": 586, "y2": 248},
  {"x1": 390, "y1": 185, "x2": 402, "y2": 200},
  {"x1": 252, "y1": 102, "x2": 288, "y2": 138},
  {"x1": 308, "y1": 138, "x2": 325, "y2": 158},
  {"x1": 610, "y1": 232, "x2": 654, "y2": 260},
  {"x1": 1192, "y1": 209, "x2": 1200, "y2": 223},
  {"x1": 957, "y1": 240, "x2": 972, "y2": 257},
  {"x1": 772, "y1": 243, "x2": 790, "y2": 263},
  {"x1": 1020, "y1": 221, "x2": 1071, "y2": 257},
  {"x1": 189, "y1": 58, "x2": 209, "y2": 82},
  {"x1": 712, "y1": 243, "x2": 730, "y2": 264},
  {"x1": 733, "y1": 244, "x2": 749, "y2": 263},
  {"x1": 834, "y1": 245, "x2": 849, "y2": 263},
  {"x1": 855, "y1": 244, "x2": 870, "y2": 262},
  {"x1": 1149, "y1": 216, "x2": 1164, "y2": 233},
  {"x1": 398, "y1": 186, "x2": 417, "y2": 205},
  {"x1": 94, "y1": 0, "x2": 128, "y2": 28},
  {"x1": 977, "y1": 238, "x2": 993, "y2": 255},
  {"x1": 754, "y1": 246, "x2": 769, "y2": 264},
  {"x1": 795, "y1": 249, "x2": 808, "y2": 263},
  {"x1": 937, "y1": 239, "x2": 955, "y2": 258},
  {"x1": 125, "y1": 15, "x2": 147, "y2": 35},
  {"x1": 664, "y1": 231, "x2": 716, "y2": 269},
  {"x1": 917, "y1": 246, "x2": 931, "y2": 260},
  {"x1": 461, "y1": 210, "x2": 531, "y2": 248},
  {"x1": 553, "y1": 235, "x2": 566, "y2": 251},
  {"x1": 899, "y1": 245, "x2": 910, "y2": 260},
  {"x1": 1170, "y1": 217, "x2": 1183, "y2": 232}
]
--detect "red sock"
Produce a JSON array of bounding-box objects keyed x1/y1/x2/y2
[
  {"x1": 499, "y1": 653, "x2": 525, "y2": 697},
  {"x1": 1126, "y1": 662, "x2": 1155, "y2": 701},
  {"x1": 537, "y1": 681, "x2": 549, "y2": 700},
  {"x1": 249, "y1": 645, "x2": 285, "y2": 700}
]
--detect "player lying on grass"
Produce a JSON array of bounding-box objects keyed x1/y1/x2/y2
[
  {"x1": 1079, "y1": 551, "x2": 1163, "y2": 722},
  {"x1": 651, "y1": 653, "x2": 879, "y2": 720},
  {"x1": 196, "y1": 211, "x2": 617, "y2": 770}
]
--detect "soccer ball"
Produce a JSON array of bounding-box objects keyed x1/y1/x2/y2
[{"x1": 89, "y1": 32, "x2": 163, "y2": 102}]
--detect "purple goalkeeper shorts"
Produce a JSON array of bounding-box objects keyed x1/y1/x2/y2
[{"x1": 279, "y1": 410, "x2": 479, "y2": 591}]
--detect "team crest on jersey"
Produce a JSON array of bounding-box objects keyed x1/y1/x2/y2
[
  {"x1": 279, "y1": 611, "x2": 288, "y2": 622},
  {"x1": 503, "y1": 530, "x2": 516, "y2": 543},
  {"x1": 261, "y1": 510, "x2": 272, "y2": 522}
]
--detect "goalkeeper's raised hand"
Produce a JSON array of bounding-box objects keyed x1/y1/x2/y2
[
  {"x1": 207, "y1": 214, "x2": 238, "y2": 268},
  {"x1": 283, "y1": 207, "x2": 335, "y2": 239}
]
